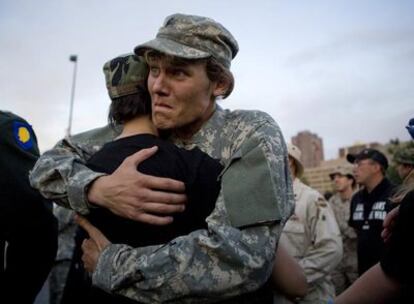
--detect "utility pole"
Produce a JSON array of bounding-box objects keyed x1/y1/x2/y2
[{"x1": 66, "y1": 55, "x2": 78, "y2": 137}]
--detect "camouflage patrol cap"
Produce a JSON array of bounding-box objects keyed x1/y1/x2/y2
[
  {"x1": 134, "y1": 13, "x2": 239, "y2": 68},
  {"x1": 394, "y1": 147, "x2": 414, "y2": 165},
  {"x1": 103, "y1": 54, "x2": 148, "y2": 99},
  {"x1": 329, "y1": 165, "x2": 354, "y2": 180}
]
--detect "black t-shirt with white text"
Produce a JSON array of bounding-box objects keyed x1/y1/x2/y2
[{"x1": 349, "y1": 178, "x2": 395, "y2": 275}]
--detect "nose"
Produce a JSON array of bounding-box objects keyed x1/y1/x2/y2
[{"x1": 150, "y1": 72, "x2": 169, "y2": 97}]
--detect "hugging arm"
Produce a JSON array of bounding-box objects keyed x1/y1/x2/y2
[
  {"x1": 90, "y1": 121, "x2": 294, "y2": 303},
  {"x1": 30, "y1": 126, "x2": 186, "y2": 223},
  {"x1": 29, "y1": 125, "x2": 117, "y2": 213}
]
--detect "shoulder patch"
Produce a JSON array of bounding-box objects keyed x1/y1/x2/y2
[{"x1": 12, "y1": 120, "x2": 34, "y2": 150}]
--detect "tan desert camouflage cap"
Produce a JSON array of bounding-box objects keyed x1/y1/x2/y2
[{"x1": 329, "y1": 165, "x2": 354, "y2": 180}]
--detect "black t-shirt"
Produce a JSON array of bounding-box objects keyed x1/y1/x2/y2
[
  {"x1": 63, "y1": 134, "x2": 223, "y2": 304},
  {"x1": 380, "y1": 190, "x2": 414, "y2": 302},
  {"x1": 85, "y1": 133, "x2": 223, "y2": 246},
  {"x1": 349, "y1": 178, "x2": 395, "y2": 275}
]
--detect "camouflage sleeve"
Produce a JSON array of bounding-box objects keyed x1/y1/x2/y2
[
  {"x1": 53, "y1": 204, "x2": 77, "y2": 261},
  {"x1": 92, "y1": 121, "x2": 294, "y2": 303},
  {"x1": 221, "y1": 118, "x2": 294, "y2": 228},
  {"x1": 29, "y1": 125, "x2": 117, "y2": 214},
  {"x1": 299, "y1": 197, "x2": 343, "y2": 284}
]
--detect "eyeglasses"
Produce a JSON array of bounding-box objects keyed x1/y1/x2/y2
[{"x1": 354, "y1": 160, "x2": 376, "y2": 168}]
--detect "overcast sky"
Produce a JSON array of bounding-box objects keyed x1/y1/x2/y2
[{"x1": 1, "y1": 0, "x2": 413, "y2": 159}]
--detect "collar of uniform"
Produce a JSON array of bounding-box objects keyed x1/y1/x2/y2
[
  {"x1": 361, "y1": 177, "x2": 393, "y2": 200},
  {"x1": 292, "y1": 177, "x2": 305, "y2": 200},
  {"x1": 171, "y1": 104, "x2": 225, "y2": 148}
]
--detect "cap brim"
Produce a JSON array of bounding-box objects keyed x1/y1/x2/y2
[
  {"x1": 134, "y1": 37, "x2": 211, "y2": 60},
  {"x1": 346, "y1": 154, "x2": 356, "y2": 164},
  {"x1": 329, "y1": 172, "x2": 339, "y2": 179}
]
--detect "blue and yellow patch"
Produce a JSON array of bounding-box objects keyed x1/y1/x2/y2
[{"x1": 13, "y1": 121, "x2": 34, "y2": 150}]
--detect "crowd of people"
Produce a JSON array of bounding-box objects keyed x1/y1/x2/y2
[{"x1": 1, "y1": 13, "x2": 413, "y2": 304}]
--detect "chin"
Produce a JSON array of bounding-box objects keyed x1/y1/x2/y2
[
  {"x1": 153, "y1": 116, "x2": 174, "y2": 130},
  {"x1": 154, "y1": 122, "x2": 172, "y2": 131}
]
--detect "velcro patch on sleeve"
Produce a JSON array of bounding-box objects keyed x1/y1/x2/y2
[{"x1": 221, "y1": 137, "x2": 282, "y2": 228}]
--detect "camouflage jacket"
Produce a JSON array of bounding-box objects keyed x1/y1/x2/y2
[
  {"x1": 280, "y1": 178, "x2": 342, "y2": 303},
  {"x1": 53, "y1": 204, "x2": 77, "y2": 262},
  {"x1": 30, "y1": 106, "x2": 294, "y2": 303},
  {"x1": 328, "y1": 193, "x2": 357, "y2": 243},
  {"x1": 30, "y1": 124, "x2": 119, "y2": 213}
]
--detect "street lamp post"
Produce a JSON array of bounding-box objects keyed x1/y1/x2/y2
[{"x1": 66, "y1": 55, "x2": 78, "y2": 137}]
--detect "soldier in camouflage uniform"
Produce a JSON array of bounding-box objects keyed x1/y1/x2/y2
[
  {"x1": 328, "y1": 165, "x2": 358, "y2": 295},
  {"x1": 30, "y1": 13, "x2": 294, "y2": 303},
  {"x1": 276, "y1": 144, "x2": 342, "y2": 304},
  {"x1": 393, "y1": 146, "x2": 414, "y2": 191},
  {"x1": 49, "y1": 205, "x2": 76, "y2": 304}
]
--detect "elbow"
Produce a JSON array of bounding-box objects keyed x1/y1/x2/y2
[
  {"x1": 272, "y1": 271, "x2": 308, "y2": 300},
  {"x1": 286, "y1": 268, "x2": 308, "y2": 299},
  {"x1": 296, "y1": 275, "x2": 308, "y2": 298}
]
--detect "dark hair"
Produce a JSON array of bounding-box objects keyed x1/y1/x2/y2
[
  {"x1": 108, "y1": 85, "x2": 151, "y2": 127},
  {"x1": 144, "y1": 50, "x2": 234, "y2": 99},
  {"x1": 205, "y1": 57, "x2": 234, "y2": 99}
]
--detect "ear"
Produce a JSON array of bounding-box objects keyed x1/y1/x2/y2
[
  {"x1": 372, "y1": 162, "x2": 382, "y2": 173},
  {"x1": 212, "y1": 78, "x2": 230, "y2": 98}
]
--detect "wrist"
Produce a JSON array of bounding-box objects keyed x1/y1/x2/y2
[{"x1": 87, "y1": 175, "x2": 108, "y2": 207}]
